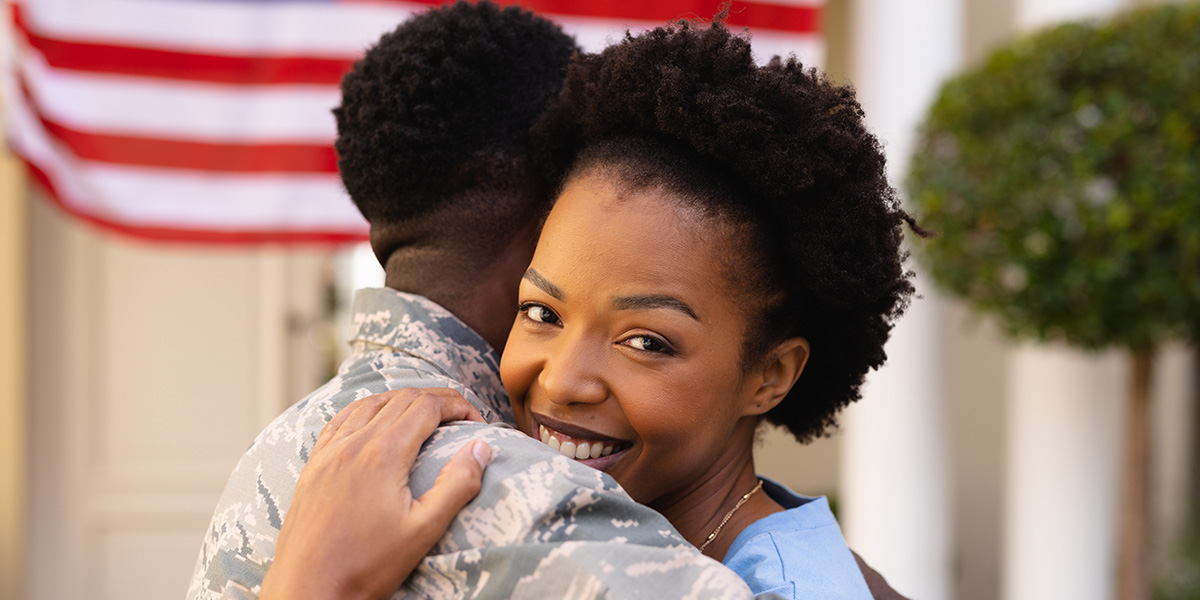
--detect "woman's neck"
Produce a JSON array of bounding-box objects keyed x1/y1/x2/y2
[{"x1": 651, "y1": 439, "x2": 784, "y2": 561}]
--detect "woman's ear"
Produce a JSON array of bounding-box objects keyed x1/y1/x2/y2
[{"x1": 744, "y1": 337, "x2": 809, "y2": 416}]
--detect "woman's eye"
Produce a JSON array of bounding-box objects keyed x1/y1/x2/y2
[
  {"x1": 624, "y1": 335, "x2": 671, "y2": 354},
  {"x1": 520, "y1": 303, "x2": 561, "y2": 326}
]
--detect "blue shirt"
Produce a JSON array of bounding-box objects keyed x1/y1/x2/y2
[{"x1": 724, "y1": 478, "x2": 872, "y2": 600}]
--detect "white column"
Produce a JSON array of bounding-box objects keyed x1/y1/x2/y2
[
  {"x1": 839, "y1": 2, "x2": 960, "y2": 599},
  {"x1": 1015, "y1": 0, "x2": 1125, "y2": 30},
  {"x1": 841, "y1": 287, "x2": 950, "y2": 600},
  {"x1": 1000, "y1": 3, "x2": 1128, "y2": 600},
  {"x1": 1001, "y1": 345, "x2": 1124, "y2": 600}
]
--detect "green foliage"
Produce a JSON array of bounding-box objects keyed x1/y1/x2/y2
[
  {"x1": 907, "y1": 3, "x2": 1200, "y2": 350},
  {"x1": 1157, "y1": 514, "x2": 1200, "y2": 600}
]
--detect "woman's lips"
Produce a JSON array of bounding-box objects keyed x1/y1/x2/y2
[{"x1": 532, "y1": 414, "x2": 632, "y2": 469}]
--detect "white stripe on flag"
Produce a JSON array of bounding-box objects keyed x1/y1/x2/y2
[
  {"x1": 557, "y1": 17, "x2": 824, "y2": 63},
  {"x1": 8, "y1": 86, "x2": 364, "y2": 232},
  {"x1": 18, "y1": 50, "x2": 339, "y2": 143},
  {"x1": 83, "y1": 165, "x2": 362, "y2": 230},
  {"x1": 21, "y1": 0, "x2": 420, "y2": 56},
  {"x1": 741, "y1": 30, "x2": 824, "y2": 66},
  {"x1": 8, "y1": 82, "x2": 94, "y2": 205}
]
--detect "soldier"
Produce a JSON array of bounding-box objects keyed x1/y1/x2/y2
[{"x1": 187, "y1": 2, "x2": 752, "y2": 599}]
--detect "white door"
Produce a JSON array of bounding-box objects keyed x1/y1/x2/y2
[{"x1": 26, "y1": 192, "x2": 337, "y2": 600}]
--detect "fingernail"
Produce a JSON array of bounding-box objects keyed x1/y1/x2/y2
[{"x1": 471, "y1": 441, "x2": 492, "y2": 468}]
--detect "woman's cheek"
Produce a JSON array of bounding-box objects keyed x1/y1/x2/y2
[{"x1": 502, "y1": 336, "x2": 546, "y2": 425}]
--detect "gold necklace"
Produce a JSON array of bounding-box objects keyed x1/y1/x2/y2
[{"x1": 698, "y1": 480, "x2": 764, "y2": 554}]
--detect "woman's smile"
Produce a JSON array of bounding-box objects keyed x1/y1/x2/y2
[{"x1": 532, "y1": 413, "x2": 633, "y2": 470}]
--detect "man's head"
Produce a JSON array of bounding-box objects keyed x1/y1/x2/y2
[{"x1": 334, "y1": 0, "x2": 578, "y2": 351}]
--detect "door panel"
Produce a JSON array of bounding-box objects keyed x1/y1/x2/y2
[{"x1": 28, "y1": 193, "x2": 335, "y2": 600}]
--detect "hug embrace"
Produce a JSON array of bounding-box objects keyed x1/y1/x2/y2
[{"x1": 189, "y1": 2, "x2": 919, "y2": 599}]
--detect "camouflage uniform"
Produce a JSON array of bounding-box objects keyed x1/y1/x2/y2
[{"x1": 188, "y1": 288, "x2": 753, "y2": 600}]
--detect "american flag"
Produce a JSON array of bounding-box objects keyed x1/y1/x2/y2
[{"x1": 3, "y1": 0, "x2": 822, "y2": 244}]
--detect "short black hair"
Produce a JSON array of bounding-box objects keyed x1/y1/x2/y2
[
  {"x1": 536, "y1": 22, "x2": 916, "y2": 443},
  {"x1": 334, "y1": 0, "x2": 578, "y2": 266}
]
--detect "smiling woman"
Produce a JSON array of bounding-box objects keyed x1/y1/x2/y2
[
  {"x1": 263, "y1": 18, "x2": 917, "y2": 600},
  {"x1": 502, "y1": 168, "x2": 809, "y2": 548},
  {"x1": 500, "y1": 18, "x2": 919, "y2": 591}
]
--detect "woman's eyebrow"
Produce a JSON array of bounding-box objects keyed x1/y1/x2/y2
[
  {"x1": 611, "y1": 294, "x2": 699, "y2": 321},
  {"x1": 523, "y1": 268, "x2": 565, "y2": 300}
]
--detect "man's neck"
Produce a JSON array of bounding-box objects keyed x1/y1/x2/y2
[
  {"x1": 382, "y1": 273, "x2": 503, "y2": 354},
  {"x1": 383, "y1": 226, "x2": 537, "y2": 354},
  {"x1": 401, "y1": 284, "x2": 512, "y2": 355}
]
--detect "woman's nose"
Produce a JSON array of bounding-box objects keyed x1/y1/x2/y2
[{"x1": 539, "y1": 336, "x2": 608, "y2": 406}]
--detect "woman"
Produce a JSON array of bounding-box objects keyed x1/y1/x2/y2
[{"x1": 266, "y1": 20, "x2": 915, "y2": 599}]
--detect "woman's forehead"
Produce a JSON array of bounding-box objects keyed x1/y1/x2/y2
[
  {"x1": 532, "y1": 175, "x2": 744, "y2": 312},
  {"x1": 547, "y1": 171, "x2": 716, "y2": 230},
  {"x1": 541, "y1": 175, "x2": 708, "y2": 253}
]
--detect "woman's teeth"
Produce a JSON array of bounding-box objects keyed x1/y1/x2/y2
[{"x1": 539, "y1": 424, "x2": 616, "y2": 460}]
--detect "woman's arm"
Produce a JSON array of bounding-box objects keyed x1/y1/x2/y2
[{"x1": 260, "y1": 388, "x2": 491, "y2": 600}]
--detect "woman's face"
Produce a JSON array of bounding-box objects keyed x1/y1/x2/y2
[{"x1": 500, "y1": 172, "x2": 768, "y2": 509}]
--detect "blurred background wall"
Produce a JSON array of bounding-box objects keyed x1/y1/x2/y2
[
  {"x1": 3, "y1": 1, "x2": 1197, "y2": 599},
  {"x1": 2, "y1": 57, "x2": 28, "y2": 600}
]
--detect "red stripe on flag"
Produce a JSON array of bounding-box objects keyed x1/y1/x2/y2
[
  {"x1": 21, "y1": 159, "x2": 367, "y2": 245},
  {"x1": 13, "y1": 6, "x2": 358, "y2": 84},
  {"x1": 41, "y1": 117, "x2": 339, "y2": 173},
  {"x1": 20, "y1": 79, "x2": 338, "y2": 173},
  {"x1": 379, "y1": 0, "x2": 821, "y2": 34}
]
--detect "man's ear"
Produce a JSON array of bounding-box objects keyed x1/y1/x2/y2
[{"x1": 744, "y1": 337, "x2": 809, "y2": 416}]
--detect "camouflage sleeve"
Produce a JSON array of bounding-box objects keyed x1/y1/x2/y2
[
  {"x1": 396, "y1": 423, "x2": 752, "y2": 600},
  {"x1": 188, "y1": 368, "x2": 751, "y2": 600},
  {"x1": 187, "y1": 363, "x2": 482, "y2": 600}
]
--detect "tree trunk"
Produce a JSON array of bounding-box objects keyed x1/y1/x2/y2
[{"x1": 1118, "y1": 347, "x2": 1154, "y2": 600}]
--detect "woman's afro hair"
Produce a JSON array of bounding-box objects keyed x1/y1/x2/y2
[
  {"x1": 334, "y1": 0, "x2": 577, "y2": 228},
  {"x1": 535, "y1": 21, "x2": 917, "y2": 443}
]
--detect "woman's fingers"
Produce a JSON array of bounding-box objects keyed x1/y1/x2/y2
[
  {"x1": 312, "y1": 392, "x2": 394, "y2": 458},
  {"x1": 264, "y1": 391, "x2": 493, "y2": 600},
  {"x1": 339, "y1": 390, "x2": 401, "y2": 433},
  {"x1": 368, "y1": 388, "x2": 486, "y2": 434},
  {"x1": 408, "y1": 440, "x2": 492, "y2": 546},
  {"x1": 312, "y1": 387, "x2": 483, "y2": 458},
  {"x1": 364, "y1": 389, "x2": 486, "y2": 472},
  {"x1": 311, "y1": 398, "x2": 369, "y2": 456}
]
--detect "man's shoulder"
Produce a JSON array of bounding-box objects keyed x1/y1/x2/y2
[
  {"x1": 187, "y1": 351, "x2": 479, "y2": 600},
  {"x1": 250, "y1": 350, "x2": 472, "y2": 461},
  {"x1": 348, "y1": 288, "x2": 510, "y2": 421}
]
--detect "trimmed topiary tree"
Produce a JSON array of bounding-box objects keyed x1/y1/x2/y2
[{"x1": 907, "y1": 4, "x2": 1200, "y2": 600}]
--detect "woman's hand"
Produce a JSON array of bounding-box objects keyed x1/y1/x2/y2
[{"x1": 260, "y1": 388, "x2": 492, "y2": 600}]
